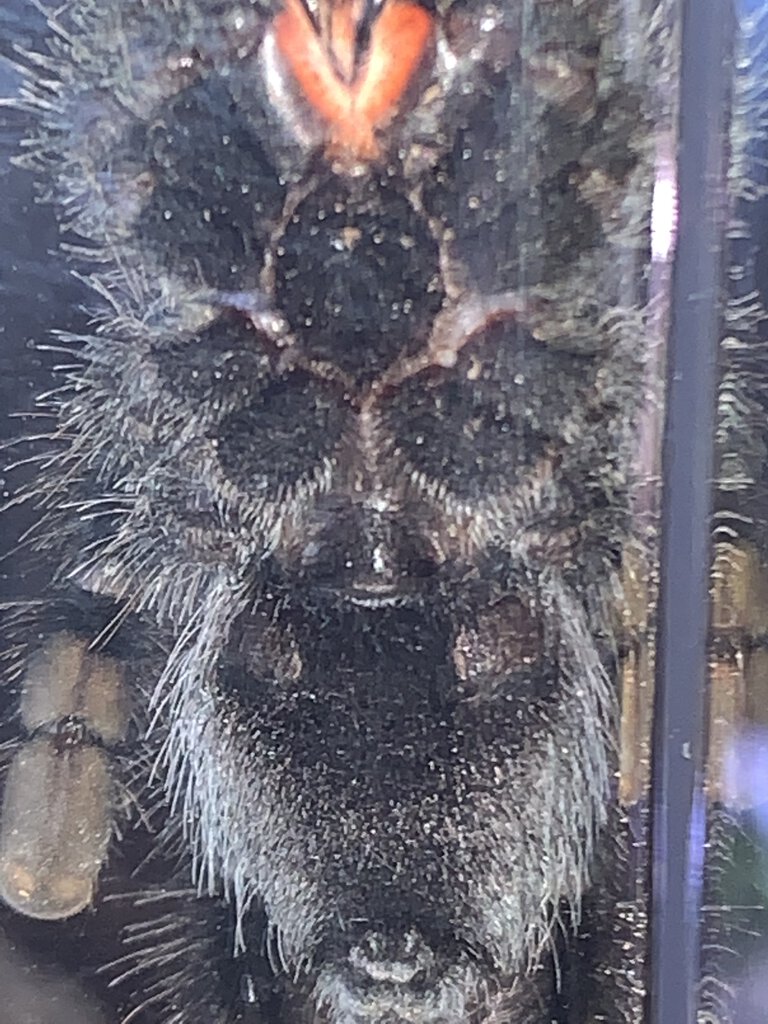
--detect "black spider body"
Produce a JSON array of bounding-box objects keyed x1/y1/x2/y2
[{"x1": 0, "y1": 0, "x2": 703, "y2": 1021}]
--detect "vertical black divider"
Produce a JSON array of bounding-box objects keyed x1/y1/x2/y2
[{"x1": 649, "y1": 1, "x2": 736, "y2": 1021}]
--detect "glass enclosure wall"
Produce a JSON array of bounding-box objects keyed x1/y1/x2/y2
[
  {"x1": 707, "y1": 3, "x2": 768, "y2": 1021},
  {"x1": 0, "y1": 1, "x2": 765, "y2": 1023}
]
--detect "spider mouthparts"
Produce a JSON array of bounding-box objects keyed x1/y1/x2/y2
[{"x1": 273, "y1": 0, "x2": 434, "y2": 158}]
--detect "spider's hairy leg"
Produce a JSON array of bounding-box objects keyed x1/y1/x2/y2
[
  {"x1": 709, "y1": 539, "x2": 768, "y2": 795},
  {"x1": 560, "y1": 546, "x2": 656, "y2": 1024},
  {"x1": 0, "y1": 632, "x2": 129, "y2": 920}
]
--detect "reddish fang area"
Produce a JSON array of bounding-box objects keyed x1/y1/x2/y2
[{"x1": 273, "y1": 0, "x2": 434, "y2": 158}]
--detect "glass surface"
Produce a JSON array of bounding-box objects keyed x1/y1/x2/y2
[
  {"x1": 0, "y1": 1, "x2": 765, "y2": 1022},
  {"x1": 712, "y1": 4, "x2": 768, "y2": 1020}
]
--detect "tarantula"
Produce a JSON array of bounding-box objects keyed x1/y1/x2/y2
[{"x1": 0, "y1": 0, "x2": 762, "y2": 1021}]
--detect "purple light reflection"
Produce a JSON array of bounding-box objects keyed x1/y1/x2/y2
[
  {"x1": 717, "y1": 728, "x2": 768, "y2": 1023},
  {"x1": 724, "y1": 726, "x2": 768, "y2": 835},
  {"x1": 651, "y1": 154, "x2": 678, "y2": 263}
]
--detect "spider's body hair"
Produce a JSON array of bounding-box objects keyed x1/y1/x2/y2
[{"x1": 2, "y1": 1, "x2": 764, "y2": 1022}]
